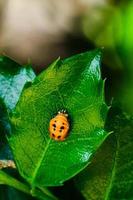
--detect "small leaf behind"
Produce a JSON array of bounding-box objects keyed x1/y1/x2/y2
[
  {"x1": 75, "y1": 106, "x2": 133, "y2": 199},
  {"x1": 0, "y1": 56, "x2": 36, "y2": 111}
]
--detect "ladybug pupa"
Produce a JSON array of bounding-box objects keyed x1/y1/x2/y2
[{"x1": 49, "y1": 110, "x2": 70, "y2": 141}]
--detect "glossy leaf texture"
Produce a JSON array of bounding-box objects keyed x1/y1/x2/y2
[
  {"x1": 0, "y1": 57, "x2": 34, "y2": 198},
  {"x1": 0, "y1": 56, "x2": 36, "y2": 111},
  {"x1": 0, "y1": 54, "x2": 35, "y2": 159},
  {"x1": 9, "y1": 50, "x2": 109, "y2": 187},
  {"x1": 75, "y1": 105, "x2": 133, "y2": 199},
  {"x1": 0, "y1": 56, "x2": 58, "y2": 200}
]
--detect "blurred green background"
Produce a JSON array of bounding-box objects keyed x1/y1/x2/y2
[{"x1": 0, "y1": 0, "x2": 133, "y2": 114}]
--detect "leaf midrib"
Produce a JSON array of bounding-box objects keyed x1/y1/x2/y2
[
  {"x1": 31, "y1": 138, "x2": 51, "y2": 184},
  {"x1": 30, "y1": 88, "x2": 65, "y2": 184}
]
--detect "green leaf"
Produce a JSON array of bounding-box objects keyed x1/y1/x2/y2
[
  {"x1": 75, "y1": 106, "x2": 133, "y2": 199},
  {"x1": 0, "y1": 99, "x2": 12, "y2": 160},
  {"x1": 0, "y1": 59, "x2": 57, "y2": 200},
  {"x1": 0, "y1": 55, "x2": 36, "y2": 159},
  {"x1": 9, "y1": 50, "x2": 109, "y2": 187},
  {"x1": 0, "y1": 61, "x2": 34, "y2": 198},
  {"x1": 0, "y1": 56, "x2": 36, "y2": 111},
  {"x1": 0, "y1": 170, "x2": 57, "y2": 200}
]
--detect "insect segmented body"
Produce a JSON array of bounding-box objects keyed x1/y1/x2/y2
[{"x1": 49, "y1": 110, "x2": 69, "y2": 141}]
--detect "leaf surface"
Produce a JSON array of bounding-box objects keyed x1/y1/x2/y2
[
  {"x1": 9, "y1": 50, "x2": 109, "y2": 186},
  {"x1": 75, "y1": 106, "x2": 133, "y2": 199},
  {"x1": 0, "y1": 55, "x2": 35, "y2": 159},
  {"x1": 0, "y1": 56, "x2": 35, "y2": 110}
]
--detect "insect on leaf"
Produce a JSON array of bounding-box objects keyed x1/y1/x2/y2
[{"x1": 9, "y1": 49, "x2": 109, "y2": 187}]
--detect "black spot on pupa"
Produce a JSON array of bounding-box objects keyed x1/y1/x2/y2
[
  {"x1": 52, "y1": 133, "x2": 55, "y2": 137},
  {"x1": 60, "y1": 126, "x2": 64, "y2": 129}
]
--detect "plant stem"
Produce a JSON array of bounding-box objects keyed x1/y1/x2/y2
[
  {"x1": 0, "y1": 171, "x2": 30, "y2": 195},
  {"x1": 0, "y1": 171, "x2": 57, "y2": 200}
]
